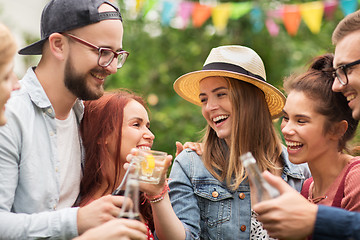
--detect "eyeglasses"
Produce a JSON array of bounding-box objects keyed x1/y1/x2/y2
[
  {"x1": 332, "y1": 59, "x2": 360, "y2": 86},
  {"x1": 62, "y1": 33, "x2": 129, "y2": 69}
]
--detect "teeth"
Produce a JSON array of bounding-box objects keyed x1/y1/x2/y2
[
  {"x1": 137, "y1": 146, "x2": 151, "y2": 150},
  {"x1": 91, "y1": 72, "x2": 106, "y2": 80},
  {"x1": 347, "y1": 94, "x2": 356, "y2": 101},
  {"x1": 285, "y1": 141, "x2": 302, "y2": 147},
  {"x1": 212, "y1": 115, "x2": 229, "y2": 122}
]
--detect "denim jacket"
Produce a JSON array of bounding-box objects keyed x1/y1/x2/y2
[
  {"x1": 0, "y1": 68, "x2": 84, "y2": 239},
  {"x1": 167, "y1": 147, "x2": 310, "y2": 240}
]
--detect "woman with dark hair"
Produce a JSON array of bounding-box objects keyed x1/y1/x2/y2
[
  {"x1": 282, "y1": 54, "x2": 360, "y2": 211},
  {"x1": 78, "y1": 90, "x2": 167, "y2": 239}
]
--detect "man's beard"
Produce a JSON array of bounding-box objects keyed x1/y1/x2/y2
[{"x1": 64, "y1": 58, "x2": 105, "y2": 100}]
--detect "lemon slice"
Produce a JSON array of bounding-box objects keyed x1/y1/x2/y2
[
  {"x1": 141, "y1": 154, "x2": 155, "y2": 176},
  {"x1": 146, "y1": 154, "x2": 155, "y2": 169}
]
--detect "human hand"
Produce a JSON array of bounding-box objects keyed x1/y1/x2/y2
[
  {"x1": 175, "y1": 141, "x2": 203, "y2": 156},
  {"x1": 74, "y1": 218, "x2": 147, "y2": 240},
  {"x1": 253, "y1": 171, "x2": 317, "y2": 239},
  {"x1": 77, "y1": 195, "x2": 125, "y2": 235}
]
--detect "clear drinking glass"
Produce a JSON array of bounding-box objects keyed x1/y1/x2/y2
[{"x1": 132, "y1": 149, "x2": 167, "y2": 184}]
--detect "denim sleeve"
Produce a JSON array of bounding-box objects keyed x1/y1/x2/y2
[
  {"x1": 168, "y1": 152, "x2": 201, "y2": 240},
  {"x1": 313, "y1": 205, "x2": 360, "y2": 240},
  {"x1": 0, "y1": 110, "x2": 78, "y2": 239}
]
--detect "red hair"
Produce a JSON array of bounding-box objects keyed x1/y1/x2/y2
[{"x1": 79, "y1": 90, "x2": 154, "y2": 231}]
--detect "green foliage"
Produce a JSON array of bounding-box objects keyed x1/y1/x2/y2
[{"x1": 108, "y1": 0, "x2": 355, "y2": 156}]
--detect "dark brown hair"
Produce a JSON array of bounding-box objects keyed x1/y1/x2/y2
[
  {"x1": 283, "y1": 54, "x2": 358, "y2": 151},
  {"x1": 332, "y1": 10, "x2": 360, "y2": 45}
]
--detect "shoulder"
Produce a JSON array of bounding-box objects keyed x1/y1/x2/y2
[
  {"x1": 175, "y1": 148, "x2": 202, "y2": 165},
  {"x1": 280, "y1": 145, "x2": 311, "y2": 179},
  {"x1": 171, "y1": 149, "x2": 209, "y2": 178}
]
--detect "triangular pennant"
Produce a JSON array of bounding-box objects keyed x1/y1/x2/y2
[
  {"x1": 229, "y1": 2, "x2": 253, "y2": 20},
  {"x1": 161, "y1": 1, "x2": 177, "y2": 26},
  {"x1": 136, "y1": 0, "x2": 146, "y2": 13},
  {"x1": 267, "y1": 6, "x2": 284, "y2": 20},
  {"x1": 250, "y1": 7, "x2": 264, "y2": 33},
  {"x1": 178, "y1": 1, "x2": 194, "y2": 29},
  {"x1": 143, "y1": 0, "x2": 159, "y2": 17},
  {"x1": 300, "y1": 1, "x2": 324, "y2": 34},
  {"x1": 212, "y1": 3, "x2": 231, "y2": 32},
  {"x1": 266, "y1": 18, "x2": 280, "y2": 37},
  {"x1": 340, "y1": 0, "x2": 358, "y2": 16},
  {"x1": 324, "y1": 0, "x2": 338, "y2": 20},
  {"x1": 192, "y1": 3, "x2": 212, "y2": 28},
  {"x1": 282, "y1": 5, "x2": 302, "y2": 36}
]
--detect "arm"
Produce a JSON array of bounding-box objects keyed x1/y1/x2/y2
[
  {"x1": 164, "y1": 151, "x2": 202, "y2": 240},
  {"x1": 130, "y1": 151, "x2": 186, "y2": 240},
  {"x1": 314, "y1": 205, "x2": 360, "y2": 239},
  {"x1": 0, "y1": 110, "x2": 80, "y2": 239}
]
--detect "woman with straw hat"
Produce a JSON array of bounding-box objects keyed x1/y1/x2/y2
[{"x1": 144, "y1": 45, "x2": 310, "y2": 240}]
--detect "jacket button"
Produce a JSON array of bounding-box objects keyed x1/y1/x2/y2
[
  {"x1": 240, "y1": 225, "x2": 246, "y2": 232},
  {"x1": 239, "y1": 193, "x2": 245, "y2": 199},
  {"x1": 212, "y1": 191, "x2": 219, "y2": 198}
]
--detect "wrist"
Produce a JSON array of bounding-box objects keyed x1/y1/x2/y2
[{"x1": 144, "y1": 179, "x2": 170, "y2": 203}]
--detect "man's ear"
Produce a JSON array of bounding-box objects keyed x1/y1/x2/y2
[
  {"x1": 329, "y1": 120, "x2": 348, "y2": 140},
  {"x1": 47, "y1": 33, "x2": 67, "y2": 60}
]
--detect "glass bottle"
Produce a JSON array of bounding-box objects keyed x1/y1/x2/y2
[
  {"x1": 240, "y1": 152, "x2": 280, "y2": 203},
  {"x1": 118, "y1": 173, "x2": 141, "y2": 220}
]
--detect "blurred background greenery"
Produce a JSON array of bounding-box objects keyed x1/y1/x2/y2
[{"x1": 13, "y1": 0, "x2": 360, "y2": 155}]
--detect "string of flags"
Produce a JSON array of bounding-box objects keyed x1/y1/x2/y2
[{"x1": 122, "y1": 0, "x2": 360, "y2": 36}]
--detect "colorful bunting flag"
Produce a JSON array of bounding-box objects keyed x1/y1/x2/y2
[
  {"x1": 212, "y1": 3, "x2": 231, "y2": 32},
  {"x1": 178, "y1": 1, "x2": 194, "y2": 29},
  {"x1": 340, "y1": 0, "x2": 358, "y2": 15},
  {"x1": 266, "y1": 17, "x2": 280, "y2": 37},
  {"x1": 125, "y1": 0, "x2": 360, "y2": 37},
  {"x1": 143, "y1": 0, "x2": 158, "y2": 17},
  {"x1": 300, "y1": 1, "x2": 324, "y2": 34},
  {"x1": 324, "y1": 0, "x2": 338, "y2": 20},
  {"x1": 250, "y1": 7, "x2": 264, "y2": 33},
  {"x1": 283, "y1": 5, "x2": 302, "y2": 36},
  {"x1": 192, "y1": 3, "x2": 212, "y2": 28},
  {"x1": 229, "y1": 2, "x2": 253, "y2": 20},
  {"x1": 161, "y1": 1, "x2": 177, "y2": 26}
]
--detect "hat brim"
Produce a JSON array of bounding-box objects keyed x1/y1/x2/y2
[
  {"x1": 18, "y1": 38, "x2": 47, "y2": 55},
  {"x1": 173, "y1": 70, "x2": 286, "y2": 119}
]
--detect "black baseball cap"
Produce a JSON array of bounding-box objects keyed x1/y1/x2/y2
[{"x1": 19, "y1": 0, "x2": 122, "y2": 55}]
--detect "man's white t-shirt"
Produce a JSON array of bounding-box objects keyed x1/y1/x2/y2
[{"x1": 56, "y1": 109, "x2": 82, "y2": 209}]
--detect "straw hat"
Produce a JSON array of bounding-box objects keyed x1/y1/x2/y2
[{"x1": 173, "y1": 45, "x2": 285, "y2": 119}]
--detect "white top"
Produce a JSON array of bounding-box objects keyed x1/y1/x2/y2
[
  {"x1": 251, "y1": 209, "x2": 277, "y2": 240},
  {"x1": 56, "y1": 109, "x2": 82, "y2": 209}
]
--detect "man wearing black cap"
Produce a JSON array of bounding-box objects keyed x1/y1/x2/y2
[{"x1": 0, "y1": 0, "x2": 147, "y2": 239}]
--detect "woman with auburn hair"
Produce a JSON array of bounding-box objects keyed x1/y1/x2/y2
[
  {"x1": 78, "y1": 90, "x2": 170, "y2": 239},
  {"x1": 132, "y1": 45, "x2": 310, "y2": 240}
]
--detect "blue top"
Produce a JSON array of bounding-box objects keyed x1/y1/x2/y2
[
  {"x1": 0, "y1": 68, "x2": 84, "y2": 239},
  {"x1": 166, "y1": 147, "x2": 311, "y2": 240},
  {"x1": 313, "y1": 205, "x2": 360, "y2": 239}
]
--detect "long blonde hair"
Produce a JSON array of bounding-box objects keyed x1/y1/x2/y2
[
  {"x1": 201, "y1": 77, "x2": 282, "y2": 190},
  {"x1": 0, "y1": 23, "x2": 16, "y2": 69}
]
